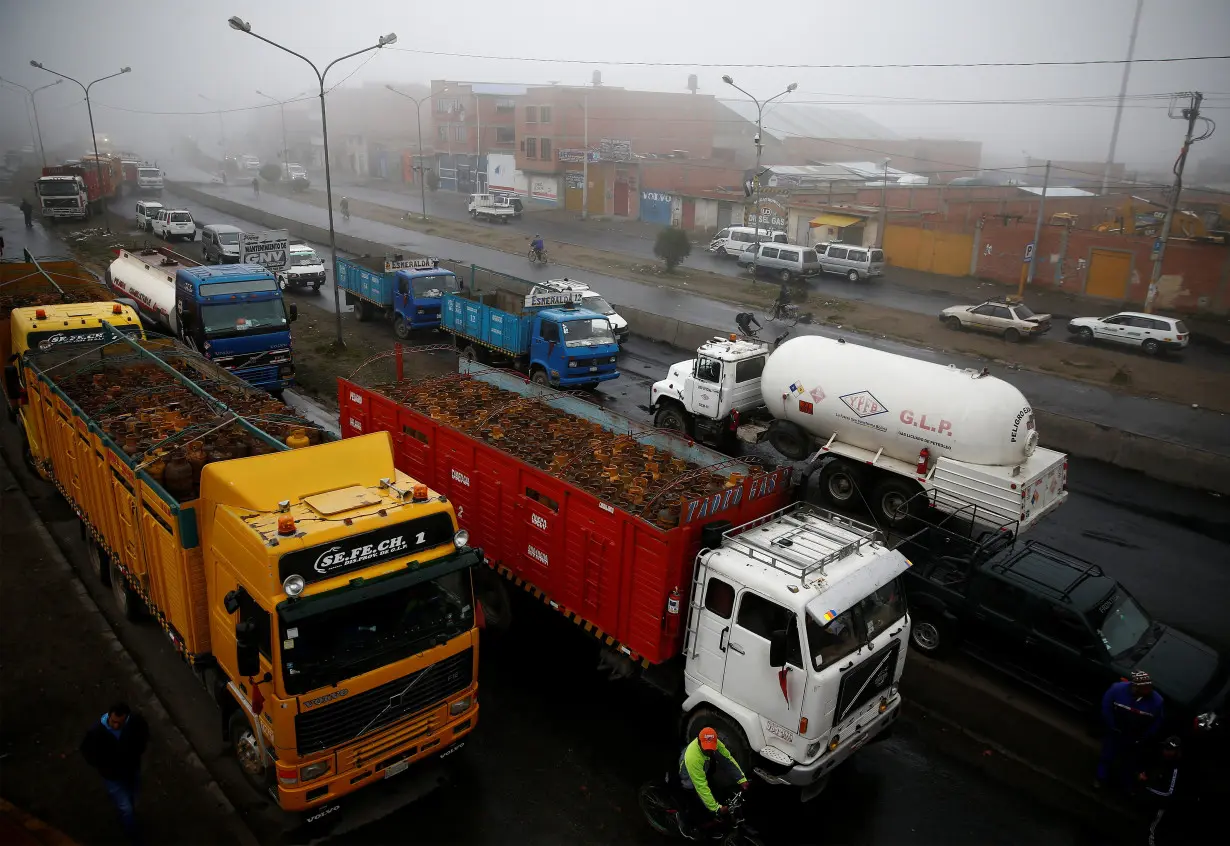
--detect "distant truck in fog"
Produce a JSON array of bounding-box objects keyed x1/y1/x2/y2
[{"x1": 282, "y1": 162, "x2": 310, "y2": 191}]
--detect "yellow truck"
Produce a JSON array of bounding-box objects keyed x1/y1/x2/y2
[{"x1": 11, "y1": 325, "x2": 481, "y2": 816}]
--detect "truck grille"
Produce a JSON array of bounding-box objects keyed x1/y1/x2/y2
[
  {"x1": 43, "y1": 198, "x2": 80, "y2": 208},
  {"x1": 295, "y1": 649, "x2": 472, "y2": 755}
]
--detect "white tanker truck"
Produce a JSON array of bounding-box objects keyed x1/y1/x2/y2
[{"x1": 650, "y1": 334, "x2": 1068, "y2": 531}]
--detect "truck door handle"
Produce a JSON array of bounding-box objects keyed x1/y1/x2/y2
[
  {"x1": 719, "y1": 627, "x2": 729, "y2": 653},
  {"x1": 838, "y1": 660, "x2": 855, "y2": 673},
  {"x1": 728, "y1": 642, "x2": 745, "y2": 655}
]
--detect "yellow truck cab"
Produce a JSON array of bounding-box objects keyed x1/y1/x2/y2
[
  {"x1": 4, "y1": 301, "x2": 143, "y2": 466},
  {"x1": 18, "y1": 327, "x2": 480, "y2": 817},
  {"x1": 201, "y1": 435, "x2": 480, "y2": 810}
]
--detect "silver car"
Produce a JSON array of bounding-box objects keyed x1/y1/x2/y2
[{"x1": 737, "y1": 243, "x2": 821, "y2": 282}]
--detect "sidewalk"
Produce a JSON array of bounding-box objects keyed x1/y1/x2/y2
[{"x1": 0, "y1": 456, "x2": 253, "y2": 846}]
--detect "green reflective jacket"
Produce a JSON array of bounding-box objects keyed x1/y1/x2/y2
[{"x1": 678, "y1": 738, "x2": 748, "y2": 812}]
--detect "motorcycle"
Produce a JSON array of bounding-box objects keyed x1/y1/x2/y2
[{"x1": 638, "y1": 772, "x2": 764, "y2": 846}]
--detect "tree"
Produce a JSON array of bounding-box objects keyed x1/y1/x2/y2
[
  {"x1": 259, "y1": 163, "x2": 282, "y2": 182},
  {"x1": 425, "y1": 168, "x2": 439, "y2": 192},
  {"x1": 654, "y1": 226, "x2": 691, "y2": 272}
]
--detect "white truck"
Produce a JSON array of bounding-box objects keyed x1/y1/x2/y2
[
  {"x1": 467, "y1": 193, "x2": 518, "y2": 223},
  {"x1": 137, "y1": 166, "x2": 164, "y2": 195},
  {"x1": 651, "y1": 334, "x2": 1068, "y2": 531}
]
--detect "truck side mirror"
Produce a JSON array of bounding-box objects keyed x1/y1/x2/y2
[
  {"x1": 235, "y1": 620, "x2": 261, "y2": 678},
  {"x1": 3, "y1": 364, "x2": 22, "y2": 402},
  {"x1": 288, "y1": 303, "x2": 298, "y2": 322},
  {"x1": 769, "y1": 629, "x2": 788, "y2": 668}
]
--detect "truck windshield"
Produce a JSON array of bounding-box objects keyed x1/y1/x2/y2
[
  {"x1": 37, "y1": 181, "x2": 79, "y2": 197},
  {"x1": 1087, "y1": 590, "x2": 1152, "y2": 659},
  {"x1": 201, "y1": 300, "x2": 288, "y2": 337},
  {"x1": 412, "y1": 275, "x2": 459, "y2": 298},
  {"x1": 280, "y1": 567, "x2": 474, "y2": 695},
  {"x1": 805, "y1": 578, "x2": 906, "y2": 670},
  {"x1": 139, "y1": 169, "x2": 160, "y2": 178},
  {"x1": 581, "y1": 295, "x2": 615, "y2": 316},
  {"x1": 561, "y1": 318, "x2": 615, "y2": 348}
]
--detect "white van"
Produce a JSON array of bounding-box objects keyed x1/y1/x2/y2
[
  {"x1": 135, "y1": 200, "x2": 163, "y2": 231},
  {"x1": 708, "y1": 226, "x2": 787, "y2": 258},
  {"x1": 816, "y1": 243, "x2": 886, "y2": 282}
]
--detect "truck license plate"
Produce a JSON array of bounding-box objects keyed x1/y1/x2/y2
[
  {"x1": 589, "y1": 366, "x2": 598, "y2": 372},
  {"x1": 384, "y1": 760, "x2": 409, "y2": 779}
]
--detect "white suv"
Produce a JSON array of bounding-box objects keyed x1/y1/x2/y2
[
  {"x1": 1067, "y1": 311, "x2": 1189, "y2": 355},
  {"x1": 533, "y1": 278, "x2": 629, "y2": 345},
  {"x1": 152, "y1": 208, "x2": 196, "y2": 241}
]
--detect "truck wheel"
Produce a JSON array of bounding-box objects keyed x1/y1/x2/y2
[
  {"x1": 910, "y1": 610, "x2": 953, "y2": 656},
  {"x1": 393, "y1": 317, "x2": 411, "y2": 340},
  {"x1": 871, "y1": 477, "x2": 922, "y2": 528},
  {"x1": 357, "y1": 301, "x2": 375, "y2": 322},
  {"x1": 109, "y1": 561, "x2": 143, "y2": 622},
  {"x1": 531, "y1": 369, "x2": 550, "y2": 387},
  {"x1": 653, "y1": 403, "x2": 691, "y2": 436},
  {"x1": 228, "y1": 711, "x2": 271, "y2": 793},
  {"x1": 685, "y1": 710, "x2": 752, "y2": 778},
  {"x1": 88, "y1": 539, "x2": 111, "y2": 586},
  {"x1": 766, "y1": 420, "x2": 810, "y2": 461},
  {"x1": 818, "y1": 460, "x2": 862, "y2": 509}
]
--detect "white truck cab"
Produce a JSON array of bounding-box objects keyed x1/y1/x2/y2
[
  {"x1": 683, "y1": 504, "x2": 910, "y2": 799},
  {"x1": 137, "y1": 166, "x2": 164, "y2": 194},
  {"x1": 532, "y1": 278, "x2": 630, "y2": 345},
  {"x1": 651, "y1": 335, "x2": 769, "y2": 442}
]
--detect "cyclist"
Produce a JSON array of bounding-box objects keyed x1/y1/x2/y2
[
  {"x1": 530, "y1": 234, "x2": 545, "y2": 262},
  {"x1": 678, "y1": 726, "x2": 748, "y2": 839},
  {"x1": 340, "y1": 197, "x2": 351, "y2": 221},
  {"x1": 735, "y1": 312, "x2": 761, "y2": 337},
  {"x1": 772, "y1": 281, "x2": 792, "y2": 320}
]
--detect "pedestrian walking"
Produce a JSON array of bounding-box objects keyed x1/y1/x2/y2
[
  {"x1": 251, "y1": 177, "x2": 260, "y2": 196},
  {"x1": 81, "y1": 702, "x2": 149, "y2": 842},
  {"x1": 1097, "y1": 669, "x2": 1164, "y2": 789},
  {"x1": 20, "y1": 198, "x2": 34, "y2": 228}
]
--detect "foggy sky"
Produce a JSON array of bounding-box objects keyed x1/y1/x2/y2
[{"x1": 2, "y1": 0, "x2": 1227, "y2": 174}]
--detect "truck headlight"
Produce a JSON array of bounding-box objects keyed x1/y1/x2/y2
[
  {"x1": 806, "y1": 740, "x2": 823, "y2": 758},
  {"x1": 283, "y1": 574, "x2": 305, "y2": 597},
  {"x1": 449, "y1": 696, "x2": 472, "y2": 716},
  {"x1": 568, "y1": 360, "x2": 578, "y2": 368},
  {"x1": 300, "y1": 760, "x2": 330, "y2": 782},
  {"x1": 279, "y1": 364, "x2": 294, "y2": 377},
  {"x1": 453, "y1": 529, "x2": 470, "y2": 549}
]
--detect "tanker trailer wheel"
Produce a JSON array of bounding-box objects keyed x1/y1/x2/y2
[
  {"x1": 653, "y1": 402, "x2": 691, "y2": 436},
  {"x1": 818, "y1": 460, "x2": 863, "y2": 510},
  {"x1": 766, "y1": 420, "x2": 810, "y2": 461},
  {"x1": 871, "y1": 477, "x2": 923, "y2": 528}
]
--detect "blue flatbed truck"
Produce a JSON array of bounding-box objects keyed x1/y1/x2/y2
[
  {"x1": 441, "y1": 288, "x2": 621, "y2": 389},
  {"x1": 335, "y1": 255, "x2": 460, "y2": 339}
]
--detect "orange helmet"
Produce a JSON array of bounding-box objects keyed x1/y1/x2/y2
[{"x1": 698, "y1": 727, "x2": 718, "y2": 752}]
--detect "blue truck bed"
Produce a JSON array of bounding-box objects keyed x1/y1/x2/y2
[
  {"x1": 441, "y1": 292, "x2": 533, "y2": 356},
  {"x1": 335, "y1": 256, "x2": 457, "y2": 332}
]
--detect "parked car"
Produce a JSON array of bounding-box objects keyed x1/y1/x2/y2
[
  {"x1": 200, "y1": 223, "x2": 243, "y2": 264},
  {"x1": 736, "y1": 242, "x2": 821, "y2": 282},
  {"x1": 151, "y1": 208, "x2": 196, "y2": 241},
  {"x1": 940, "y1": 298, "x2": 1052, "y2": 342},
  {"x1": 708, "y1": 226, "x2": 787, "y2": 258},
  {"x1": 815, "y1": 243, "x2": 886, "y2": 282},
  {"x1": 1067, "y1": 311, "x2": 1189, "y2": 356},
  {"x1": 135, "y1": 200, "x2": 163, "y2": 232},
  {"x1": 899, "y1": 523, "x2": 1228, "y2": 728},
  {"x1": 277, "y1": 243, "x2": 326, "y2": 293}
]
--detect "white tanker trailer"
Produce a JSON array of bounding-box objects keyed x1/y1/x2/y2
[{"x1": 650, "y1": 334, "x2": 1068, "y2": 531}]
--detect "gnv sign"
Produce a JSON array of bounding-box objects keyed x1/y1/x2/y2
[{"x1": 239, "y1": 229, "x2": 290, "y2": 272}]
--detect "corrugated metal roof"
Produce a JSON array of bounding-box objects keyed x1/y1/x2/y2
[
  {"x1": 720, "y1": 100, "x2": 899, "y2": 142},
  {"x1": 1018, "y1": 186, "x2": 1096, "y2": 198}
]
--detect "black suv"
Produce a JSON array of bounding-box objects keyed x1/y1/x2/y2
[{"x1": 898, "y1": 524, "x2": 1228, "y2": 726}]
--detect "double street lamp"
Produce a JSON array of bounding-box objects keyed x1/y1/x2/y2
[
  {"x1": 385, "y1": 84, "x2": 445, "y2": 222},
  {"x1": 1, "y1": 77, "x2": 61, "y2": 167},
  {"x1": 29, "y1": 61, "x2": 131, "y2": 233},
  {"x1": 722, "y1": 75, "x2": 796, "y2": 253},
  {"x1": 228, "y1": 15, "x2": 397, "y2": 351}
]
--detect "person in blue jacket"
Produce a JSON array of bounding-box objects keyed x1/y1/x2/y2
[{"x1": 1098, "y1": 669, "x2": 1164, "y2": 788}]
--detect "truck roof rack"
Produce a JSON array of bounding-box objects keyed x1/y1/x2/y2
[{"x1": 721, "y1": 503, "x2": 882, "y2": 580}]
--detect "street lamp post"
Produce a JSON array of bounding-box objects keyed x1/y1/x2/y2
[
  {"x1": 878, "y1": 157, "x2": 891, "y2": 248},
  {"x1": 256, "y1": 90, "x2": 291, "y2": 166},
  {"x1": 1, "y1": 77, "x2": 61, "y2": 167},
  {"x1": 385, "y1": 85, "x2": 446, "y2": 222},
  {"x1": 722, "y1": 76, "x2": 796, "y2": 254},
  {"x1": 229, "y1": 15, "x2": 397, "y2": 351},
  {"x1": 29, "y1": 61, "x2": 131, "y2": 233},
  {"x1": 198, "y1": 94, "x2": 225, "y2": 152}
]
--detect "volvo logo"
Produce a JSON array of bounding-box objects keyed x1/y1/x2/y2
[{"x1": 303, "y1": 689, "x2": 349, "y2": 709}]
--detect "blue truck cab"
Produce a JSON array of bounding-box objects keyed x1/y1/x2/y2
[
  {"x1": 441, "y1": 288, "x2": 620, "y2": 389},
  {"x1": 335, "y1": 255, "x2": 459, "y2": 338},
  {"x1": 173, "y1": 263, "x2": 297, "y2": 393}
]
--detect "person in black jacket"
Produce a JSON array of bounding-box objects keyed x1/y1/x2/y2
[{"x1": 80, "y1": 702, "x2": 148, "y2": 842}]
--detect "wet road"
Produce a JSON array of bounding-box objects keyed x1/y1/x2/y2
[{"x1": 153, "y1": 182, "x2": 1230, "y2": 456}]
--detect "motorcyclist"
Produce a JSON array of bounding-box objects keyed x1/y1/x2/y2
[
  {"x1": 531, "y1": 235, "x2": 545, "y2": 261},
  {"x1": 340, "y1": 197, "x2": 350, "y2": 220},
  {"x1": 677, "y1": 726, "x2": 748, "y2": 839},
  {"x1": 735, "y1": 312, "x2": 761, "y2": 337},
  {"x1": 20, "y1": 198, "x2": 34, "y2": 228}
]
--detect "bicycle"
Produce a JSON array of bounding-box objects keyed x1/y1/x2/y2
[
  {"x1": 639, "y1": 773, "x2": 764, "y2": 846},
  {"x1": 527, "y1": 247, "x2": 549, "y2": 265}
]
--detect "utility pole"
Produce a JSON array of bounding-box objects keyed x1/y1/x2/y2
[
  {"x1": 1145, "y1": 92, "x2": 1206, "y2": 313},
  {"x1": 877, "y1": 157, "x2": 891, "y2": 248},
  {"x1": 1021, "y1": 159, "x2": 1050, "y2": 297},
  {"x1": 1102, "y1": 0, "x2": 1144, "y2": 195},
  {"x1": 581, "y1": 91, "x2": 589, "y2": 220}
]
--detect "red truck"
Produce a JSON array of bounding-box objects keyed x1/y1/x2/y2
[
  {"x1": 35, "y1": 165, "x2": 115, "y2": 221},
  {"x1": 338, "y1": 359, "x2": 916, "y2": 800}
]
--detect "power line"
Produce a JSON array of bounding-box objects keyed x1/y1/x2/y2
[{"x1": 388, "y1": 47, "x2": 1230, "y2": 70}]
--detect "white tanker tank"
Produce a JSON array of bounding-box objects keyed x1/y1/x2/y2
[
  {"x1": 106, "y1": 248, "x2": 188, "y2": 336},
  {"x1": 760, "y1": 335, "x2": 1039, "y2": 467}
]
